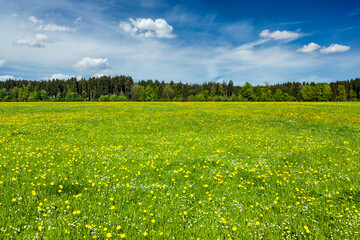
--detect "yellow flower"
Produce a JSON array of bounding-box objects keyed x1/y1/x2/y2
[
  {"x1": 232, "y1": 226, "x2": 237, "y2": 231},
  {"x1": 38, "y1": 226, "x2": 43, "y2": 231},
  {"x1": 120, "y1": 234, "x2": 126, "y2": 238},
  {"x1": 151, "y1": 219, "x2": 156, "y2": 223},
  {"x1": 106, "y1": 232, "x2": 112, "y2": 238},
  {"x1": 143, "y1": 232, "x2": 148, "y2": 237},
  {"x1": 203, "y1": 184, "x2": 208, "y2": 188},
  {"x1": 160, "y1": 232, "x2": 163, "y2": 236},
  {"x1": 116, "y1": 225, "x2": 121, "y2": 230}
]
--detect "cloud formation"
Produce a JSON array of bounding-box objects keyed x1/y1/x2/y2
[
  {"x1": 42, "y1": 73, "x2": 82, "y2": 80},
  {"x1": 0, "y1": 75, "x2": 14, "y2": 81},
  {"x1": 13, "y1": 34, "x2": 53, "y2": 48},
  {"x1": 74, "y1": 57, "x2": 110, "y2": 71},
  {"x1": 119, "y1": 18, "x2": 176, "y2": 38},
  {"x1": 29, "y1": 16, "x2": 74, "y2": 32},
  {"x1": 0, "y1": 60, "x2": 6, "y2": 67},
  {"x1": 260, "y1": 29, "x2": 300, "y2": 40},
  {"x1": 297, "y1": 42, "x2": 321, "y2": 53},
  {"x1": 320, "y1": 44, "x2": 350, "y2": 54}
]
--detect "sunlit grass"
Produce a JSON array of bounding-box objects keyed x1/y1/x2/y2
[{"x1": 0, "y1": 102, "x2": 359, "y2": 239}]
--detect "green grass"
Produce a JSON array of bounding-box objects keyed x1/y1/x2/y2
[{"x1": 0, "y1": 102, "x2": 359, "y2": 239}]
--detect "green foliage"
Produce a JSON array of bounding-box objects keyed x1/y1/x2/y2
[
  {"x1": 56, "y1": 92, "x2": 62, "y2": 101},
  {"x1": 40, "y1": 90, "x2": 48, "y2": 101},
  {"x1": 163, "y1": 85, "x2": 175, "y2": 100},
  {"x1": 349, "y1": 89, "x2": 357, "y2": 101},
  {"x1": 65, "y1": 92, "x2": 83, "y2": 101},
  {"x1": 130, "y1": 84, "x2": 143, "y2": 101},
  {"x1": 273, "y1": 89, "x2": 284, "y2": 101},
  {"x1": 241, "y1": 82, "x2": 255, "y2": 101},
  {"x1": 300, "y1": 85, "x2": 315, "y2": 101},
  {"x1": 337, "y1": 85, "x2": 347, "y2": 101},
  {"x1": 98, "y1": 95, "x2": 110, "y2": 102},
  {"x1": 0, "y1": 88, "x2": 8, "y2": 101}
]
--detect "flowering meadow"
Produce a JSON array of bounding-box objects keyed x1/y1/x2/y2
[{"x1": 0, "y1": 102, "x2": 359, "y2": 239}]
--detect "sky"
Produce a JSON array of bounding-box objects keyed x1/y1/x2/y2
[{"x1": 0, "y1": 0, "x2": 359, "y2": 85}]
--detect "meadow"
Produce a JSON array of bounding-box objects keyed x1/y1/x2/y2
[{"x1": 0, "y1": 102, "x2": 359, "y2": 239}]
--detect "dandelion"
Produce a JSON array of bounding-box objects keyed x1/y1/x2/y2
[
  {"x1": 120, "y1": 234, "x2": 126, "y2": 238},
  {"x1": 143, "y1": 232, "x2": 148, "y2": 237},
  {"x1": 232, "y1": 226, "x2": 237, "y2": 231},
  {"x1": 106, "y1": 232, "x2": 112, "y2": 238}
]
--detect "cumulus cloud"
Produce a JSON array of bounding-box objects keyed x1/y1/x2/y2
[
  {"x1": 41, "y1": 73, "x2": 82, "y2": 80},
  {"x1": 320, "y1": 44, "x2": 350, "y2": 54},
  {"x1": 0, "y1": 59, "x2": 6, "y2": 67},
  {"x1": 297, "y1": 42, "x2": 321, "y2": 53},
  {"x1": 74, "y1": 57, "x2": 110, "y2": 71},
  {"x1": 0, "y1": 75, "x2": 14, "y2": 81},
  {"x1": 29, "y1": 16, "x2": 74, "y2": 32},
  {"x1": 119, "y1": 18, "x2": 176, "y2": 38},
  {"x1": 260, "y1": 29, "x2": 300, "y2": 40},
  {"x1": 13, "y1": 34, "x2": 53, "y2": 48}
]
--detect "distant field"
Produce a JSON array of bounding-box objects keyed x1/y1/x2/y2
[{"x1": 0, "y1": 102, "x2": 359, "y2": 239}]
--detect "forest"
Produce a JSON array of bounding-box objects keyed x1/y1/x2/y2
[{"x1": 0, "y1": 75, "x2": 359, "y2": 102}]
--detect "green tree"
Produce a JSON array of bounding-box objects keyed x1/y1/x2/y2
[
  {"x1": 241, "y1": 82, "x2": 255, "y2": 101},
  {"x1": 18, "y1": 88, "x2": 24, "y2": 102},
  {"x1": 56, "y1": 92, "x2": 62, "y2": 101},
  {"x1": 322, "y1": 84, "x2": 333, "y2": 101},
  {"x1": 33, "y1": 86, "x2": 40, "y2": 101},
  {"x1": 314, "y1": 84, "x2": 323, "y2": 101},
  {"x1": 300, "y1": 85, "x2": 315, "y2": 101},
  {"x1": 12, "y1": 87, "x2": 19, "y2": 102},
  {"x1": 40, "y1": 90, "x2": 48, "y2": 101},
  {"x1": 337, "y1": 85, "x2": 347, "y2": 101},
  {"x1": 0, "y1": 89, "x2": 8, "y2": 101},
  {"x1": 144, "y1": 85, "x2": 156, "y2": 101},
  {"x1": 163, "y1": 85, "x2": 175, "y2": 100},
  {"x1": 130, "y1": 84, "x2": 143, "y2": 101},
  {"x1": 349, "y1": 89, "x2": 357, "y2": 101},
  {"x1": 273, "y1": 89, "x2": 284, "y2": 101}
]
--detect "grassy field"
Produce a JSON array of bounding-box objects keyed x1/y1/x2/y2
[{"x1": 0, "y1": 102, "x2": 359, "y2": 239}]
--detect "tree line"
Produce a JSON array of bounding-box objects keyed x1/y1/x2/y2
[{"x1": 0, "y1": 75, "x2": 359, "y2": 102}]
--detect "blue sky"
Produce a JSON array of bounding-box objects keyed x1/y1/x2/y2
[{"x1": 0, "y1": 0, "x2": 359, "y2": 85}]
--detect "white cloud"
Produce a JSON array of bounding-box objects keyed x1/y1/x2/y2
[
  {"x1": 320, "y1": 44, "x2": 350, "y2": 54},
  {"x1": 0, "y1": 75, "x2": 14, "y2": 81},
  {"x1": 260, "y1": 29, "x2": 300, "y2": 40},
  {"x1": 119, "y1": 18, "x2": 176, "y2": 38},
  {"x1": 74, "y1": 57, "x2": 110, "y2": 71},
  {"x1": 0, "y1": 60, "x2": 6, "y2": 67},
  {"x1": 42, "y1": 73, "x2": 82, "y2": 80},
  {"x1": 29, "y1": 16, "x2": 42, "y2": 25},
  {"x1": 29, "y1": 16, "x2": 74, "y2": 32},
  {"x1": 297, "y1": 42, "x2": 321, "y2": 53},
  {"x1": 13, "y1": 34, "x2": 53, "y2": 48}
]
